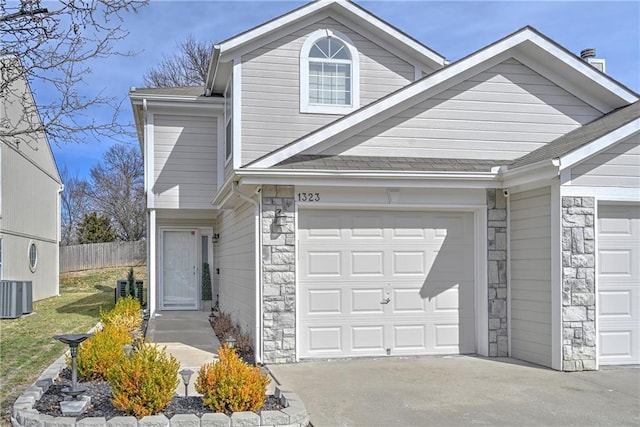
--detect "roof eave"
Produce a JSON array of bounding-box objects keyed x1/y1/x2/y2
[{"x1": 236, "y1": 168, "x2": 500, "y2": 188}]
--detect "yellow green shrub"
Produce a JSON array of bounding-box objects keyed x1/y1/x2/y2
[
  {"x1": 195, "y1": 346, "x2": 270, "y2": 413},
  {"x1": 108, "y1": 343, "x2": 179, "y2": 418},
  {"x1": 100, "y1": 297, "x2": 142, "y2": 333},
  {"x1": 75, "y1": 323, "x2": 131, "y2": 381}
]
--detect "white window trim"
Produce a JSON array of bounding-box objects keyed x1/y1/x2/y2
[
  {"x1": 224, "y1": 77, "x2": 233, "y2": 166},
  {"x1": 28, "y1": 240, "x2": 37, "y2": 273},
  {"x1": 300, "y1": 29, "x2": 360, "y2": 114}
]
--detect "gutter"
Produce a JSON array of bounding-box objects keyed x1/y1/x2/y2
[
  {"x1": 205, "y1": 46, "x2": 221, "y2": 96},
  {"x1": 231, "y1": 182, "x2": 263, "y2": 365},
  {"x1": 236, "y1": 168, "x2": 498, "y2": 180}
]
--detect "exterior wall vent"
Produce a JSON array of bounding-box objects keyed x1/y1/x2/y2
[{"x1": 580, "y1": 48, "x2": 596, "y2": 59}]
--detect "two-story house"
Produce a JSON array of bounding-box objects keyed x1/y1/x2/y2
[
  {"x1": 130, "y1": 0, "x2": 639, "y2": 371},
  {"x1": 1, "y1": 59, "x2": 63, "y2": 302}
]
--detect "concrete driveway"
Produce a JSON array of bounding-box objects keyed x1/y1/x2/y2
[{"x1": 267, "y1": 356, "x2": 639, "y2": 427}]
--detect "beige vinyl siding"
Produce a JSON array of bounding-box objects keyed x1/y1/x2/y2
[
  {"x1": 153, "y1": 114, "x2": 217, "y2": 209},
  {"x1": 1, "y1": 236, "x2": 58, "y2": 301},
  {"x1": 510, "y1": 186, "x2": 552, "y2": 367},
  {"x1": 241, "y1": 16, "x2": 415, "y2": 165},
  {"x1": 2, "y1": 73, "x2": 60, "y2": 181},
  {"x1": 322, "y1": 59, "x2": 601, "y2": 160},
  {"x1": 1, "y1": 144, "x2": 60, "y2": 300},
  {"x1": 216, "y1": 200, "x2": 256, "y2": 339},
  {"x1": 2, "y1": 145, "x2": 59, "y2": 242},
  {"x1": 570, "y1": 134, "x2": 640, "y2": 188}
]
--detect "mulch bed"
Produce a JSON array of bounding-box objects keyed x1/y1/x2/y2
[{"x1": 34, "y1": 368, "x2": 282, "y2": 420}]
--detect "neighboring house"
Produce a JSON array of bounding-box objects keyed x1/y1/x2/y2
[
  {"x1": 130, "y1": 0, "x2": 639, "y2": 371},
  {"x1": 0, "y1": 60, "x2": 63, "y2": 301}
]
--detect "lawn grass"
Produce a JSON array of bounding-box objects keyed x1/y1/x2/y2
[{"x1": 0, "y1": 266, "x2": 146, "y2": 425}]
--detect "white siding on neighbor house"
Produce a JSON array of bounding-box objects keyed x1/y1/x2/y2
[
  {"x1": 510, "y1": 186, "x2": 553, "y2": 368},
  {"x1": 216, "y1": 200, "x2": 257, "y2": 339},
  {"x1": 152, "y1": 114, "x2": 217, "y2": 209},
  {"x1": 1, "y1": 235, "x2": 58, "y2": 301},
  {"x1": 1, "y1": 143, "x2": 60, "y2": 300},
  {"x1": 241, "y1": 16, "x2": 416, "y2": 165},
  {"x1": 570, "y1": 134, "x2": 640, "y2": 188},
  {"x1": 321, "y1": 59, "x2": 601, "y2": 160}
]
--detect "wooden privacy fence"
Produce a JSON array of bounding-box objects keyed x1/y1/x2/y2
[{"x1": 60, "y1": 241, "x2": 146, "y2": 273}]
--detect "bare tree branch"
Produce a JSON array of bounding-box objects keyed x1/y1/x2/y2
[
  {"x1": 59, "y1": 165, "x2": 93, "y2": 245},
  {"x1": 88, "y1": 142, "x2": 145, "y2": 241},
  {"x1": 143, "y1": 34, "x2": 212, "y2": 87},
  {"x1": 1, "y1": 0, "x2": 148, "y2": 146}
]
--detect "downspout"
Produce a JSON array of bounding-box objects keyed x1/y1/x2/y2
[
  {"x1": 56, "y1": 185, "x2": 63, "y2": 296},
  {"x1": 231, "y1": 182, "x2": 263, "y2": 364}
]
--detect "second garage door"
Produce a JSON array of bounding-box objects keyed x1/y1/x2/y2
[
  {"x1": 298, "y1": 209, "x2": 476, "y2": 358},
  {"x1": 598, "y1": 204, "x2": 640, "y2": 365}
]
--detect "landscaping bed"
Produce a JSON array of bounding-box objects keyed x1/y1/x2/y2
[{"x1": 34, "y1": 368, "x2": 283, "y2": 420}]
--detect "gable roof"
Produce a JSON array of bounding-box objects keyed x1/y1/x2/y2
[
  {"x1": 248, "y1": 26, "x2": 639, "y2": 169},
  {"x1": 205, "y1": 0, "x2": 446, "y2": 95},
  {"x1": 511, "y1": 101, "x2": 640, "y2": 169}
]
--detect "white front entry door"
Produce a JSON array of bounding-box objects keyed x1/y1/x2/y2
[
  {"x1": 299, "y1": 209, "x2": 476, "y2": 358},
  {"x1": 598, "y1": 204, "x2": 640, "y2": 365},
  {"x1": 161, "y1": 230, "x2": 198, "y2": 310}
]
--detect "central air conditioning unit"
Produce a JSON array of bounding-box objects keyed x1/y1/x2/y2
[
  {"x1": 22, "y1": 281, "x2": 33, "y2": 314},
  {"x1": 0, "y1": 281, "x2": 24, "y2": 319}
]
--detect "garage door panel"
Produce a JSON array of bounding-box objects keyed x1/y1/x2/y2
[
  {"x1": 599, "y1": 329, "x2": 636, "y2": 361},
  {"x1": 306, "y1": 251, "x2": 342, "y2": 276},
  {"x1": 350, "y1": 216, "x2": 385, "y2": 238},
  {"x1": 392, "y1": 288, "x2": 426, "y2": 313},
  {"x1": 599, "y1": 290, "x2": 633, "y2": 317},
  {"x1": 352, "y1": 326, "x2": 385, "y2": 351},
  {"x1": 393, "y1": 325, "x2": 426, "y2": 350},
  {"x1": 599, "y1": 249, "x2": 633, "y2": 275},
  {"x1": 598, "y1": 204, "x2": 640, "y2": 365},
  {"x1": 351, "y1": 251, "x2": 385, "y2": 275},
  {"x1": 307, "y1": 289, "x2": 342, "y2": 314},
  {"x1": 299, "y1": 209, "x2": 475, "y2": 358},
  {"x1": 351, "y1": 289, "x2": 386, "y2": 313},
  {"x1": 308, "y1": 327, "x2": 342, "y2": 352}
]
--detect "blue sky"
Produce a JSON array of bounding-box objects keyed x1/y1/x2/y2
[{"x1": 48, "y1": 0, "x2": 640, "y2": 180}]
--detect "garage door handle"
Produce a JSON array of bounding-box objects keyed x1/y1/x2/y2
[{"x1": 380, "y1": 298, "x2": 390, "y2": 304}]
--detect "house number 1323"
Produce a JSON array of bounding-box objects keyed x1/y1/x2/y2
[{"x1": 297, "y1": 192, "x2": 320, "y2": 202}]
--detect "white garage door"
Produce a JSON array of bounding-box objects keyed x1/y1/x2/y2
[
  {"x1": 298, "y1": 209, "x2": 475, "y2": 358},
  {"x1": 598, "y1": 204, "x2": 640, "y2": 365}
]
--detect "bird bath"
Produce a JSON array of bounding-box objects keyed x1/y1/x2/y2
[{"x1": 53, "y1": 333, "x2": 93, "y2": 415}]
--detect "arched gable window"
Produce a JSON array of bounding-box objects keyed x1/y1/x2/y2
[{"x1": 300, "y1": 29, "x2": 360, "y2": 114}]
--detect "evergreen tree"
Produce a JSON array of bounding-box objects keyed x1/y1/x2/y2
[{"x1": 76, "y1": 212, "x2": 116, "y2": 244}]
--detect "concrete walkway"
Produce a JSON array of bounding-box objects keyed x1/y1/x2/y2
[
  {"x1": 146, "y1": 311, "x2": 220, "y2": 396},
  {"x1": 268, "y1": 356, "x2": 640, "y2": 427}
]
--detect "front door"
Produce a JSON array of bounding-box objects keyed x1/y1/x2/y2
[{"x1": 161, "y1": 230, "x2": 198, "y2": 310}]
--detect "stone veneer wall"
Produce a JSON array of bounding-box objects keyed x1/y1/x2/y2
[
  {"x1": 261, "y1": 185, "x2": 296, "y2": 363},
  {"x1": 487, "y1": 190, "x2": 508, "y2": 357},
  {"x1": 561, "y1": 196, "x2": 596, "y2": 371}
]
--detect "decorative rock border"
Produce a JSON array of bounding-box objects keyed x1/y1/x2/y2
[{"x1": 12, "y1": 358, "x2": 309, "y2": 427}]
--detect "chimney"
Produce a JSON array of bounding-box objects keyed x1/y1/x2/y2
[{"x1": 580, "y1": 48, "x2": 606, "y2": 73}]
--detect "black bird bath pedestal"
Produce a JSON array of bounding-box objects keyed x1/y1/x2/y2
[{"x1": 53, "y1": 334, "x2": 93, "y2": 416}]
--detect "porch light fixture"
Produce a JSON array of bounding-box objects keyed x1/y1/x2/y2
[
  {"x1": 273, "y1": 209, "x2": 286, "y2": 226},
  {"x1": 225, "y1": 335, "x2": 236, "y2": 349},
  {"x1": 212, "y1": 234, "x2": 220, "y2": 244},
  {"x1": 179, "y1": 368, "x2": 194, "y2": 397}
]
